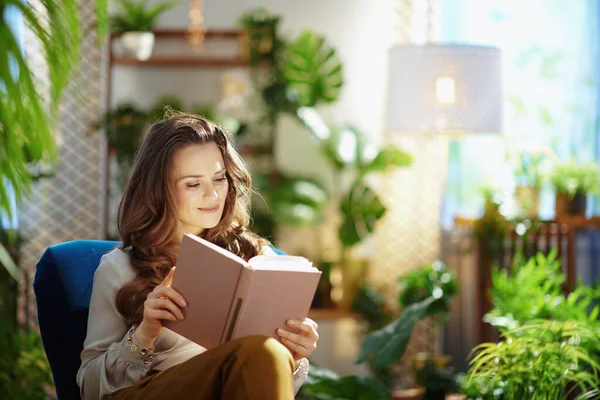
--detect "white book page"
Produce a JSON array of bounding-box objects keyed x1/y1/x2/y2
[{"x1": 248, "y1": 255, "x2": 314, "y2": 271}]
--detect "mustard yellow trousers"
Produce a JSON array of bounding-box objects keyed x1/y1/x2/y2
[{"x1": 107, "y1": 335, "x2": 296, "y2": 400}]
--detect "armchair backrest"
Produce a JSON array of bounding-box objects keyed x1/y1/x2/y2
[{"x1": 34, "y1": 240, "x2": 118, "y2": 400}]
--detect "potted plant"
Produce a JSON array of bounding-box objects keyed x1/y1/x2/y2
[
  {"x1": 239, "y1": 8, "x2": 414, "y2": 310},
  {"x1": 508, "y1": 142, "x2": 554, "y2": 218},
  {"x1": 550, "y1": 160, "x2": 600, "y2": 216},
  {"x1": 110, "y1": 0, "x2": 177, "y2": 61},
  {"x1": 398, "y1": 261, "x2": 458, "y2": 400}
]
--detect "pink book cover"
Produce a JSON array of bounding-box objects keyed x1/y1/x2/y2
[{"x1": 164, "y1": 234, "x2": 321, "y2": 349}]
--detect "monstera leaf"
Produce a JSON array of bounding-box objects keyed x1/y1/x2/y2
[
  {"x1": 295, "y1": 107, "x2": 332, "y2": 141},
  {"x1": 338, "y1": 181, "x2": 386, "y2": 248},
  {"x1": 356, "y1": 297, "x2": 436, "y2": 368},
  {"x1": 283, "y1": 31, "x2": 344, "y2": 107},
  {"x1": 359, "y1": 147, "x2": 413, "y2": 175},
  {"x1": 321, "y1": 126, "x2": 368, "y2": 170},
  {"x1": 268, "y1": 177, "x2": 329, "y2": 226}
]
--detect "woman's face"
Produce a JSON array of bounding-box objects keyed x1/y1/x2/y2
[{"x1": 171, "y1": 142, "x2": 229, "y2": 240}]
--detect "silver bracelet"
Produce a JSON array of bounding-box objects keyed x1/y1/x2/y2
[{"x1": 126, "y1": 324, "x2": 155, "y2": 364}]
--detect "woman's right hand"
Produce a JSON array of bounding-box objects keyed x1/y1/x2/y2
[{"x1": 135, "y1": 267, "x2": 187, "y2": 349}]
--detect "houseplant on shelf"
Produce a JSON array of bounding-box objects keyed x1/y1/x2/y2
[
  {"x1": 550, "y1": 160, "x2": 600, "y2": 216},
  {"x1": 507, "y1": 141, "x2": 554, "y2": 218},
  {"x1": 110, "y1": 0, "x2": 177, "y2": 61}
]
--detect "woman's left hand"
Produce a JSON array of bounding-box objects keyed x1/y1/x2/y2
[{"x1": 277, "y1": 318, "x2": 319, "y2": 360}]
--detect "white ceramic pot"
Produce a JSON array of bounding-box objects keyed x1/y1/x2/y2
[{"x1": 119, "y1": 32, "x2": 155, "y2": 61}]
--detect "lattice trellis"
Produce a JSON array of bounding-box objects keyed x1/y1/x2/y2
[
  {"x1": 18, "y1": 0, "x2": 106, "y2": 329},
  {"x1": 370, "y1": 0, "x2": 446, "y2": 389}
]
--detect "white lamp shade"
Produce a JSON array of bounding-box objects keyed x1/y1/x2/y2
[{"x1": 386, "y1": 44, "x2": 503, "y2": 135}]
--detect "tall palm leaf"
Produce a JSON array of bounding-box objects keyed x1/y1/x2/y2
[{"x1": 0, "y1": 0, "x2": 108, "y2": 280}]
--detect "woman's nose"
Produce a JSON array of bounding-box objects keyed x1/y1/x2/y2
[{"x1": 203, "y1": 183, "x2": 219, "y2": 200}]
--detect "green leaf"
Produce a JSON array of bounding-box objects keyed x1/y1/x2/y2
[
  {"x1": 356, "y1": 297, "x2": 435, "y2": 368},
  {"x1": 267, "y1": 177, "x2": 329, "y2": 227},
  {"x1": 0, "y1": 243, "x2": 19, "y2": 282},
  {"x1": 283, "y1": 30, "x2": 344, "y2": 107},
  {"x1": 270, "y1": 202, "x2": 322, "y2": 226},
  {"x1": 110, "y1": 0, "x2": 176, "y2": 33},
  {"x1": 1, "y1": 0, "x2": 90, "y2": 219},
  {"x1": 321, "y1": 126, "x2": 365, "y2": 169},
  {"x1": 360, "y1": 146, "x2": 413, "y2": 175},
  {"x1": 295, "y1": 107, "x2": 331, "y2": 141},
  {"x1": 338, "y1": 182, "x2": 386, "y2": 248},
  {"x1": 301, "y1": 375, "x2": 390, "y2": 400}
]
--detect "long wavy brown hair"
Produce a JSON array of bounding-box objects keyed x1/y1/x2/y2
[{"x1": 115, "y1": 112, "x2": 269, "y2": 327}]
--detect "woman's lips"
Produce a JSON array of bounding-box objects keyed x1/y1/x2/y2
[{"x1": 198, "y1": 205, "x2": 219, "y2": 213}]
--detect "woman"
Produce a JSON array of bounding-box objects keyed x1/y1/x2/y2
[{"x1": 77, "y1": 113, "x2": 319, "y2": 400}]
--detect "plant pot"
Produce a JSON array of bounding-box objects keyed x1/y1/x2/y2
[
  {"x1": 556, "y1": 193, "x2": 587, "y2": 217},
  {"x1": 391, "y1": 388, "x2": 424, "y2": 400},
  {"x1": 118, "y1": 32, "x2": 155, "y2": 61},
  {"x1": 555, "y1": 193, "x2": 570, "y2": 217},
  {"x1": 412, "y1": 352, "x2": 451, "y2": 371},
  {"x1": 413, "y1": 352, "x2": 453, "y2": 400},
  {"x1": 514, "y1": 185, "x2": 540, "y2": 218},
  {"x1": 568, "y1": 192, "x2": 587, "y2": 215},
  {"x1": 311, "y1": 260, "x2": 334, "y2": 309},
  {"x1": 331, "y1": 257, "x2": 368, "y2": 311}
]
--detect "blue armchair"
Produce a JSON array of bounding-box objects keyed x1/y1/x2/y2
[
  {"x1": 34, "y1": 240, "x2": 118, "y2": 400},
  {"x1": 34, "y1": 240, "x2": 287, "y2": 399}
]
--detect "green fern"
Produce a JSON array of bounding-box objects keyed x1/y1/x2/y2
[
  {"x1": 467, "y1": 320, "x2": 600, "y2": 400},
  {"x1": 110, "y1": 0, "x2": 177, "y2": 34},
  {"x1": 486, "y1": 250, "x2": 564, "y2": 327}
]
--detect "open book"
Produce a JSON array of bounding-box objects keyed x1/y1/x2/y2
[{"x1": 164, "y1": 234, "x2": 322, "y2": 349}]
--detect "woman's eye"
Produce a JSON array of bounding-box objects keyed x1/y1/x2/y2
[
  {"x1": 186, "y1": 183, "x2": 200, "y2": 188},
  {"x1": 214, "y1": 177, "x2": 227, "y2": 183}
]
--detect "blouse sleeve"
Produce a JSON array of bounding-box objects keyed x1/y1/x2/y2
[
  {"x1": 293, "y1": 357, "x2": 309, "y2": 394},
  {"x1": 76, "y1": 253, "x2": 158, "y2": 400}
]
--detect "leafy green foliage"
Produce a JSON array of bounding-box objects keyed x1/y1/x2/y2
[
  {"x1": 486, "y1": 250, "x2": 600, "y2": 344},
  {"x1": 338, "y1": 181, "x2": 386, "y2": 248},
  {"x1": 550, "y1": 160, "x2": 600, "y2": 197},
  {"x1": 283, "y1": 31, "x2": 344, "y2": 107},
  {"x1": 356, "y1": 297, "x2": 436, "y2": 368},
  {"x1": 237, "y1": 7, "x2": 284, "y2": 65},
  {"x1": 351, "y1": 284, "x2": 397, "y2": 388},
  {"x1": 237, "y1": 7, "x2": 412, "y2": 253},
  {"x1": 486, "y1": 250, "x2": 564, "y2": 327},
  {"x1": 359, "y1": 147, "x2": 413, "y2": 175},
  {"x1": 473, "y1": 189, "x2": 509, "y2": 257},
  {"x1": 267, "y1": 176, "x2": 329, "y2": 226},
  {"x1": 398, "y1": 261, "x2": 458, "y2": 318},
  {"x1": 110, "y1": 0, "x2": 177, "y2": 34},
  {"x1": 300, "y1": 375, "x2": 390, "y2": 400},
  {"x1": 0, "y1": 327, "x2": 54, "y2": 400},
  {"x1": 352, "y1": 284, "x2": 394, "y2": 334},
  {"x1": 467, "y1": 320, "x2": 600, "y2": 400},
  {"x1": 1, "y1": 0, "x2": 107, "y2": 279}
]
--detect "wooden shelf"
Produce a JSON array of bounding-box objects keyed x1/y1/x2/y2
[
  {"x1": 112, "y1": 56, "x2": 250, "y2": 68},
  {"x1": 110, "y1": 28, "x2": 254, "y2": 68}
]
